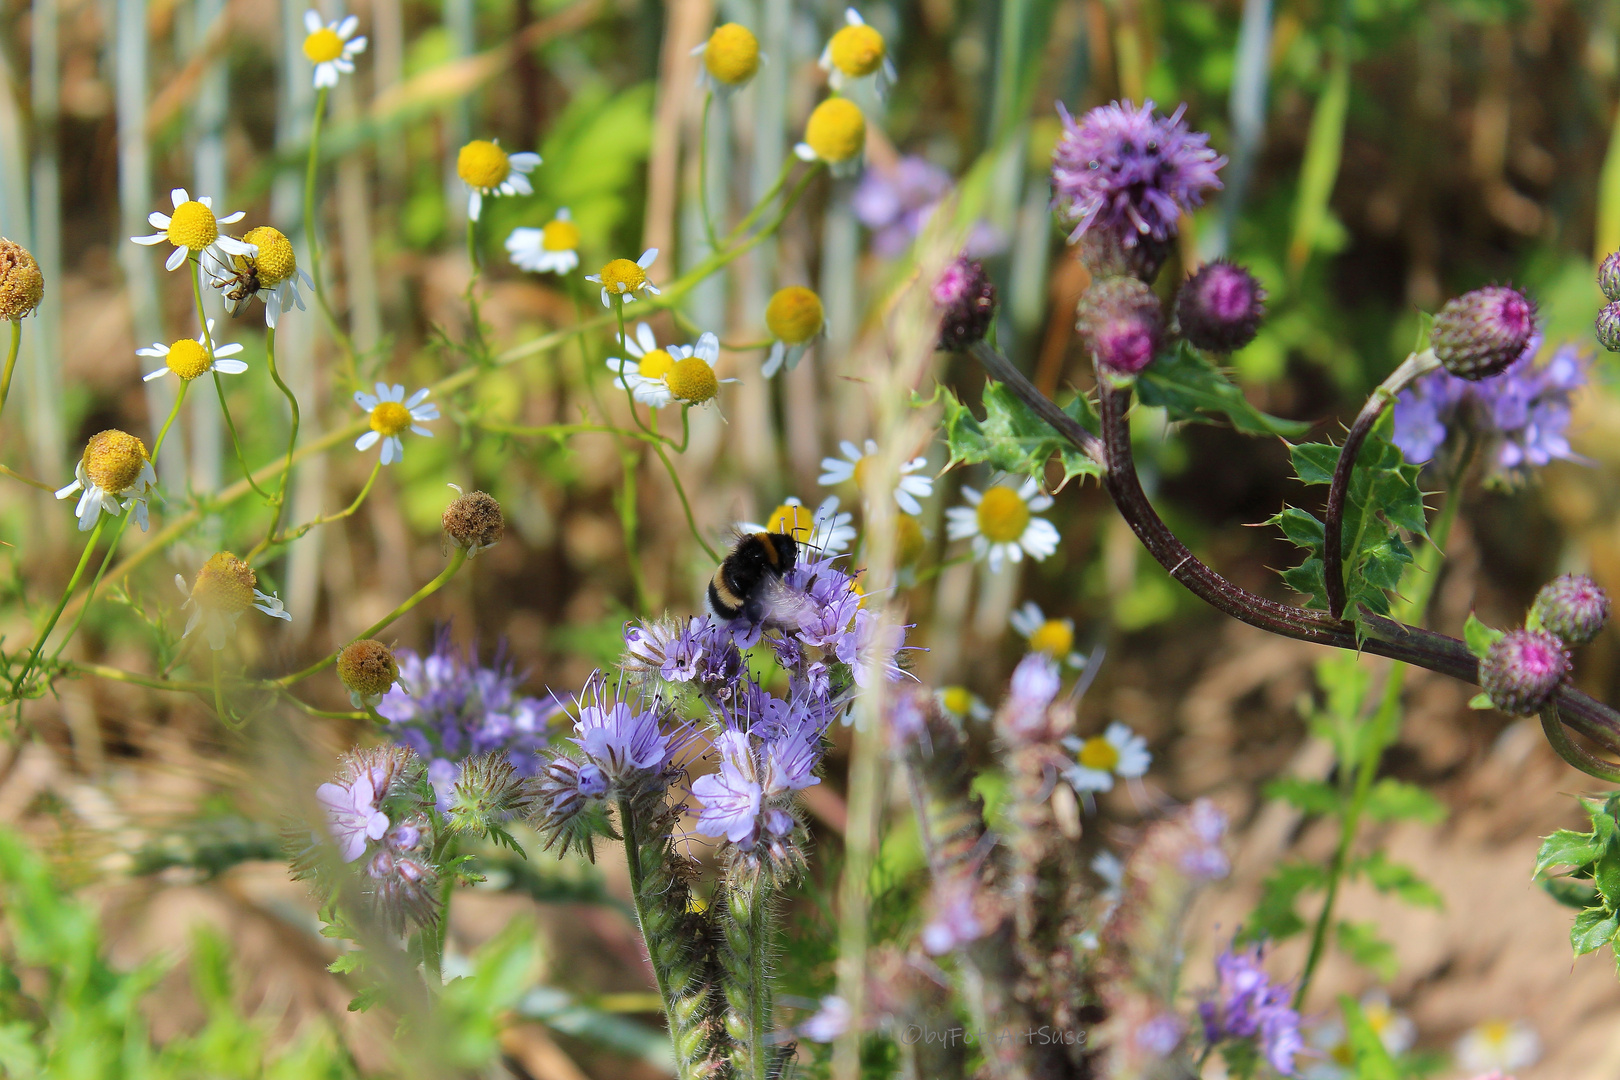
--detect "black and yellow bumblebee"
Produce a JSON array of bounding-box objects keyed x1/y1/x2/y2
[{"x1": 707, "y1": 531, "x2": 799, "y2": 624}]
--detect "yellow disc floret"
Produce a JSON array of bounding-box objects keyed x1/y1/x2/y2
[
  {"x1": 895, "y1": 513, "x2": 926, "y2": 566},
  {"x1": 457, "y1": 140, "x2": 511, "y2": 190},
  {"x1": 666, "y1": 356, "x2": 720, "y2": 403},
  {"x1": 338, "y1": 639, "x2": 399, "y2": 699},
  {"x1": 166, "y1": 201, "x2": 219, "y2": 251},
  {"x1": 828, "y1": 23, "x2": 885, "y2": 77},
  {"x1": 541, "y1": 218, "x2": 581, "y2": 252},
  {"x1": 851, "y1": 453, "x2": 874, "y2": 490},
  {"x1": 370, "y1": 401, "x2": 412, "y2": 436},
  {"x1": 192, "y1": 552, "x2": 257, "y2": 614},
  {"x1": 975, "y1": 486, "x2": 1029, "y2": 544},
  {"x1": 0, "y1": 238, "x2": 44, "y2": 321},
  {"x1": 240, "y1": 226, "x2": 296, "y2": 285},
  {"x1": 637, "y1": 348, "x2": 675, "y2": 380},
  {"x1": 766, "y1": 502, "x2": 815, "y2": 540},
  {"x1": 1029, "y1": 618, "x2": 1074, "y2": 657},
  {"x1": 1077, "y1": 735, "x2": 1121, "y2": 772},
  {"x1": 704, "y1": 23, "x2": 761, "y2": 85},
  {"x1": 765, "y1": 286, "x2": 824, "y2": 344},
  {"x1": 81, "y1": 429, "x2": 149, "y2": 494},
  {"x1": 598, "y1": 258, "x2": 647, "y2": 296},
  {"x1": 165, "y1": 338, "x2": 211, "y2": 380},
  {"x1": 804, "y1": 98, "x2": 866, "y2": 164},
  {"x1": 303, "y1": 26, "x2": 344, "y2": 63},
  {"x1": 941, "y1": 686, "x2": 975, "y2": 716}
]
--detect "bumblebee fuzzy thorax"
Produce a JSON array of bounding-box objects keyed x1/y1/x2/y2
[{"x1": 707, "y1": 531, "x2": 799, "y2": 623}]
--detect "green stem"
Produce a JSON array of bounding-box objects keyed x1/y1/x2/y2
[
  {"x1": 13, "y1": 517, "x2": 108, "y2": 696},
  {"x1": 649, "y1": 438, "x2": 718, "y2": 563},
  {"x1": 213, "y1": 368, "x2": 273, "y2": 500},
  {"x1": 616, "y1": 448, "x2": 651, "y2": 612},
  {"x1": 257, "y1": 458, "x2": 381, "y2": 554},
  {"x1": 247, "y1": 327, "x2": 300, "y2": 561},
  {"x1": 566, "y1": 273, "x2": 608, "y2": 421},
  {"x1": 0, "y1": 319, "x2": 20, "y2": 425},
  {"x1": 698, "y1": 92, "x2": 720, "y2": 251},
  {"x1": 194, "y1": 257, "x2": 273, "y2": 502},
  {"x1": 304, "y1": 84, "x2": 358, "y2": 388}
]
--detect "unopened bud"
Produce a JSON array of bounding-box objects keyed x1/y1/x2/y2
[
  {"x1": 337, "y1": 638, "x2": 399, "y2": 707},
  {"x1": 447, "y1": 752, "x2": 531, "y2": 836},
  {"x1": 1531, "y1": 574, "x2": 1610, "y2": 646},
  {"x1": 1600, "y1": 252, "x2": 1620, "y2": 304},
  {"x1": 932, "y1": 257, "x2": 998, "y2": 350},
  {"x1": 1175, "y1": 261, "x2": 1266, "y2": 353},
  {"x1": 1597, "y1": 302, "x2": 1620, "y2": 353},
  {"x1": 1431, "y1": 285, "x2": 1535, "y2": 379},
  {"x1": 442, "y1": 485, "x2": 504, "y2": 556},
  {"x1": 1078, "y1": 277, "x2": 1163, "y2": 375},
  {"x1": 0, "y1": 239, "x2": 43, "y2": 321},
  {"x1": 1480, "y1": 628, "x2": 1569, "y2": 715}
]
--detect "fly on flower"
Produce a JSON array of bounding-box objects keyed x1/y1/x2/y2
[
  {"x1": 354, "y1": 383, "x2": 438, "y2": 465},
  {"x1": 818, "y1": 438, "x2": 933, "y2": 515},
  {"x1": 587, "y1": 249, "x2": 660, "y2": 307},
  {"x1": 738, "y1": 495, "x2": 856, "y2": 555},
  {"x1": 507, "y1": 208, "x2": 580, "y2": 275},
  {"x1": 55, "y1": 429, "x2": 158, "y2": 533},
  {"x1": 139, "y1": 320, "x2": 246, "y2": 383},
  {"x1": 131, "y1": 188, "x2": 256, "y2": 273},
  {"x1": 944, "y1": 477, "x2": 1061, "y2": 572},
  {"x1": 206, "y1": 226, "x2": 311, "y2": 328},
  {"x1": 818, "y1": 8, "x2": 895, "y2": 98},
  {"x1": 175, "y1": 552, "x2": 291, "y2": 650},
  {"x1": 456, "y1": 139, "x2": 541, "y2": 222},
  {"x1": 301, "y1": 10, "x2": 367, "y2": 89}
]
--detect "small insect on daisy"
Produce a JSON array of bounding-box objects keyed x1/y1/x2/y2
[
  {"x1": 353, "y1": 383, "x2": 439, "y2": 465},
  {"x1": 818, "y1": 438, "x2": 933, "y2": 515},
  {"x1": 55, "y1": 429, "x2": 158, "y2": 533},
  {"x1": 456, "y1": 139, "x2": 542, "y2": 222},
  {"x1": 1061, "y1": 721, "x2": 1150, "y2": 794},
  {"x1": 176, "y1": 552, "x2": 291, "y2": 651},
  {"x1": 506, "y1": 208, "x2": 580, "y2": 275},
  {"x1": 818, "y1": 8, "x2": 895, "y2": 98},
  {"x1": 587, "y1": 248, "x2": 661, "y2": 308},
  {"x1": 762, "y1": 285, "x2": 826, "y2": 377},
  {"x1": 1009, "y1": 601, "x2": 1087, "y2": 669},
  {"x1": 944, "y1": 477, "x2": 1061, "y2": 572},
  {"x1": 692, "y1": 22, "x2": 763, "y2": 95},
  {"x1": 139, "y1": 320, "x2": 246, "y2": 384},
  {"x1": 131, "y1": 188, "x2": 256, "y2": 273},
  {"x1": 794, "y1": 98, "x2": 867, "y2": 178},
  {"x1": 207, "y1": 225, "x2": 311, "y2": 328},
  {"x1": 302, "y1": 10, "x2": 367, "y2": 89},
  {"x1": 739, "y1": 495, "x2": 856, "y2": 555}
]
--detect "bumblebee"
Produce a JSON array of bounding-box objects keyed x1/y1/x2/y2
[{"x1": 708, "y1": 531, "x2": 799, "y2": 624}]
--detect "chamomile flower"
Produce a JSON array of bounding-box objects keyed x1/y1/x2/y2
[
  {"x1": 1455, "y1": 1020, "x2": 1540, "y2": 1076},
  {"x1": 608, "y1": 323, "x2": 685, "y2": 409},
  {"x1": 139, "y1": 320, "x2": 246, "y2": 383},
  {"x1": 818, "y1": 8, "x2": 895, "y2": 98},
  {"x1": 586, "y1": 248, "x2": 660, "y2": 307},
  {"x1": 353, "y1": 383, "x2": 438, "y2": 465},
  {"x1": 55, "y1": 429, "x2": 158, "y2": 533},
  {"x1": 762, "y1": 286, "x2": 826, "y2": 377},
  {"x1": 131, "y1": 188, "x2": 255, "y2": 273},
  {"x1": 175, "y1": 552, "x2": 291, "y2": 651},
  {"x1": 692, "y1": 22, "x2": 762, "y2": 95},
  {"x1": 739, "y1": 495, "x2": 856, "y2": 555},
  {"x1": 794, "y1": 98, "x2": 867, "y2": 178},
  {"x1": 819, "y1": 438, "x2": 933, "y2": 515},
  {"x1": 937, "y1": 685, "x2": 990, "y2": 723},
  {"x1": 456, "y1": 139, "x2": 541, "y2": 222},
  {"x1": 506, "y1": 208, "x2": 580, "y2": 275},
  {"x1": 302, "y1": 10, "x2": 366, "y2": 89},
  {"x1": 1061, "y1": 721, "x2": 1150, "y2": 793},
  {"x1": 664, "y1": 332, "x2": 736, "y2": 407},
  {"x1": 1009, "y1": 601, "x2": 1087, "y2": 669},
  {"x1": 206, "y1": 226, "x2": 311, "y2": 328},
  {"x1": 944, "y1": 478, "x2": 1059, "y2": 572}
]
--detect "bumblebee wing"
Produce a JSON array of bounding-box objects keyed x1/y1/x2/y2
[{"x1": 756, "y1": 575, "x2": 816, "y2": 632}]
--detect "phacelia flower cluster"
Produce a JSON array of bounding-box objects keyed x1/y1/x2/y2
[{"x1": 1198, "y1": 945, "x2": 1304, "y2": 1076}]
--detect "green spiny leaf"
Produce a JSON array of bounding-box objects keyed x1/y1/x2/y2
[
  {"x1": 1571, "y1": 906, "x2": 1620, "y2": 956},
  {"x1": 1535, "y1": 828, "x2": 1606, "y2": 879},
  {"x1": 1136, "y1": 342, "x2": 1313, "y2": 437},
  {"x1": 1542, "y1": 876, "x2": 1601, "y2": 909},
  {"x1": 940, "y1": 382, "x2": 1102, "y2": 489},
  {"x1": 1290, "y1": 442, "x2": 1339, "y2": 486}
]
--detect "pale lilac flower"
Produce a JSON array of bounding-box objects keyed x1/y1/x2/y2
[
  {"x1": 996, "y1": 653, "x2": 1062, "y2": 742},
  {"x1": 1135, "y1": 1013, "x2": 1185, "y2": 1057},
  {"x1": 576, "y1": 693, "x2": 675, "y2": 781},
  {"x1": 692, "y1": 730, "x2": 766, "y2": 846},
  {"x1": 921, "y1": 873, "x2": 986, "y2": 954},
  {"x1": 1199, "y1": 946, "x2": 1303, "y2": 1076},
  {"x1": 317, "y1": 774, "x2": 390, "y2": 863},
  {"x1": 801, "y1": 996, "x2": 852, "y2": 1043}
]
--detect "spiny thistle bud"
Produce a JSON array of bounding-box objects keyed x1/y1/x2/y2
[
  {"x1": 1078, "y1": 276, "x2": 1163, "y2": 375},
  {"x1": 1600, "y1": 251, "x2": 1620, "y2": 304},
  {"x1": 1431, "y1": 285, "x2": 1536, "y2": 379},
  {"x1": 447, "y1": 752, "x2": 531, "y2": 837},
  {"x1": 1175, "y1": 260, "x2": 1266, "y2": 352},
  {"x1": 1596, "y1": 302, "x2": 1620, "y2": 353},
  {"x1": 931, "y1": 257, "x2": 997, "y2": 350},
  {"x1": 337, "y1": 639, "x2": 399, "y2": 708},
  {"x1": 1480, "y1": 628, "x2": 1569, "y2": 715},
  {"x1": 1531, "y1": 574, "x2": 1611, "y2": 646},
  {"x1": 0, "y1": 238, "x2": 44, "y2": 321},
  {"x1": 442, "y1": 485, "x2": 504, "y2": 556}
]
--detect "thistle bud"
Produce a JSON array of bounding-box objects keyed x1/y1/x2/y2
[
  {"x1": 1600, "y1": 251, "x2": 1620, "y2": 304},
  {"x1": 931, "y1": 257, "x2": 997, "y2": 350},
  {"x1": 0, "y1": 239, "x2": 43, "y2": 321},
  {"x1": 1431, "y1": 285, "x2": 1535, "y2": 379},
  {"x1": 337, "y1": 638, "x2": 399, "y2": 708},
  {"x1": 1175, "y1": 261, "x2": 1266, "y2": 353},
  {"x1": 1531, "y1": 574, "x2": 1611, "y2": 646},
  {"x1": 442, "y1": 485, "x2": 504, "y2": 556},
  {"x1": 1078, "y1": 276, "x2": 1163, "y2": 375},
  {"x1": 1597, "y1": 302, "x2": 1620, "y2": 354},
  {"x1": 1076, "y1": 225, "x2": 1172, "y2": 285},
  {"x1": 1480, "y1": 628, "x2": 1569, "y2": 715}
]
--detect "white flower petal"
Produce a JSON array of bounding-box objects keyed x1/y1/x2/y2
[
  {"x1": 380, "y1": 436, "x2": 401, "y2": 465},
  {"x1": 406, "y1": 387, "x2": 430, "y2": 408},
  {"x1": 336, "y1": 14, "x2": 359, "y2": 38},
  {"x1": 171, "y1": 188, "x2": 188, "y2": 208},
  {"x1": 345, "y1": 36, "x2": 367, "y2": 54},
  {"x1": 147, "y1": 211, "x2": 170, "y2": 229},
  {"x1": 355, "y1": 430, "x2": 381, "y2": 451},
  {"x1": 214, "y1": 358, "x2": 249, "y2": 374},
  {"x1": 304, "y1": 9, "x2": 323, "y2": 34},
  {"x1": 467, "y1": 190, "x2": 483, "y2": 221},
  {"x1": 637, "y1": 248, "x2": 658, "y2": 268},
  {"x1": 143, "y1": 369, "x2": 168, "y2": 382},
  {"x1": 216, "y1": 210, "x2": 245, "y2": 225},
  {"x1": 165, "y1": 247, "x2": 189, "y2": 271}
]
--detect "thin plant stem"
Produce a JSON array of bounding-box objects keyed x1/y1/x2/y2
[
  {"x1": 649, "y1": 438, "x2": 717, "y2": 563},
  {"x1": 0, "y1": 319, "x2": 20, "y2": 424},
  {"x1": 616, "y1": 447, "x2": 651, "y2": 612},
  {"x1": 62, "y1": 660, "x2": 212, "y2": 694},
  {"x1": 211, "y1": 647, "x2": 227, "y2": 724},
  {"x1": 13, "y1": 517, "x2": 108, "y2": 696},
  {"x1": 257, "y1": 458, "x2": 381, "y2": 553},
  {"x1": 303, "y1": 84, "x2": 359, "y2": 388},
  {"x1": 698, "y1": 91, "x2": 720, "y2": 250},
  {"x1": 213, "y1": 368, "x2": 273, "y2": 500},
  {"x1": 565, "y1": 272, "x2": 607, "y2": 420},
  {"x1": 247, "y1": 326, "x2": 301, "y2": 561},
  {"x1": 0, "y1": 464, "x2": 53, "y2": 491},
  {"x1": 195, "y1": 257, "x2": 273, "y2": 501}
]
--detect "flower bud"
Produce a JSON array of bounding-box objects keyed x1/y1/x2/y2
[
  {"x1": 1531, "y1": 574, "x2": 1610, "y2": 646},
  {"x1": 1597, "y1": 302, "x2": 1620, "y2": 353},
  {"x1": 1480, "y1": 628, "x2": 1569, "y2": 715},
  {"x1": 337, "y1": 638, "x2": 399, "y2": 707},
  {"x1": 931, "y1": 257, "x2": 997, "y2": 349},
  {"x1": 1076, "y1": 225, "x2": 1172, "y2": 285},
  {"x1": 447, "y1": 752, "x2": 532, "y2": 836},
  {"x1": 0, "y1": 238, "x2": 44, "y2": 321},
  {"x1": 1431, "y1": 285, "x2": 1535, "y2": 379},
  {"x1": 1078, "y1": 276, "x2": 1163, "y2": 375},
  {"x1": 1175, "y1": 261, "x2": 1266, "y2": 353},
  {"x1": 442, "y1": 485, "x2": 504, "y2": 556},
  {"x1": 1600, "y1": 251, "x2": 1620, "y2": 304}
]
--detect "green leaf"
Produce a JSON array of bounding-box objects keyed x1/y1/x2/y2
[
  {"x1": 1339, "y1": 996, "x2": 1400, "y2": 1080},
  {"x1": 1464, "y1": 612, "x2": 1506, "y2": 660},
  {"x1": 1288, "y1": 39, "x2": 1351, "y2": 272},
  {"x1": 1535, "y1": 828, "x2": 1607, "y2": 879},
  {"x1": 1242, "y1": 861, "x2": 1329, "y2": 943},
  {"x1": 1468, "y1": 692, "x2": 1495, "y2": 710},
  {"x1": 1570, "y1": 907, "x2": 1620, "y2": 956},
  {"x1": 1542, "y1": 876, "x2": 1601, "y2": 909},
  {"x1": 940, "y1": 383, "x2": 1102, "y2": 489},
  {"x1": 1594, "y1": 844, "x2": 1620, "y2": 907},
  {"x1": 1363, "y1": 779, "x2": 1447, "y2": 825},
  {"x1": 1136, "y1": 342, "x2": 1312, "y2": 437},
  {"x1": 1335, "y1": 919, "x2": 1399, "y2": 980},
  {"x1": 1264, "y1": 777, "x2": 1342, "y2": 816},
  {"x1": 1290, "y1": 442, "x2": 1340, "y2": 486},
  {"x1": 1353, "y1": 852, "x2": 1444, "y2": 909}
]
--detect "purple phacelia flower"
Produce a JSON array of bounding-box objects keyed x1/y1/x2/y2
[
  {"x1": 996, "y1": 653, "x2": 1063, "y2": 743},
  {"x1": 1480, "y1": 627, "x2": 1569, "y2": 715},
  {"x1": 921, "y1": 872, "x2": 987, "y2": 955},
  {"x1": 1135, "y1": 1012, "x2": 1186, "y2": 1057},
  {"x1": 1199, "y1": 946, "x2": 1303, "y2": 1076},
  {"x1": 317, "y1": 773, "x2": 390, "y2": 863},
  {"x1": 1181, "y1": 798, "x2": 1231, "y2": 879},
  {"x1": 852, "y1": 156, "x2": 1003, "y2": 259},
  {"x1": 574, "y1": 682, "x2": 679, "y2": 781},
  {"x1": 1051, "y1": 99, "x2": 1224, "y2": 249},
  {"x1": 1532, "y1": 573, "x2": 1610, "y2": 646}
]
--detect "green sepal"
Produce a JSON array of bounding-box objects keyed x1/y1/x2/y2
[
  {"x1": 1542, "y1": 875, "x2": 1601, "y2": 909},
  {"x1": 1468, "y1": 692, "x2": 1494, "y2": 710},
  {"x1": 1464, "y1": 612, "x2": 1505, "y2": 660}
]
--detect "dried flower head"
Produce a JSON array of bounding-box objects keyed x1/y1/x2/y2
[
  {"x1": 1432, "y1": 285, "x2": 1537, "y2": 380},
  {"x1": 338, "y1": 639, "x2": 400, "y2": 708},
  {"x1": 0, "y1": 238, "x2": 44, "y2": 320},
  {"x1": 1531, "y1": 574, "x2": 1611, "y2": 647},
  {"x1": 442, "y1": 485, "x2": 504, "y2": 556},
  {"x1": 1480, "y1": 628, "x2": 1570, "y2": 715}
]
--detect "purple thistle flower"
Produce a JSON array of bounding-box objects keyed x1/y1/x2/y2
[
  {"x1": 316, "y1": 773, "x2": 390, "y2": 863},
  {"x1": 1199, "y1": 946, "x2": 1303, "y2": 1076},
  {"x1": 1051, "y1": 99, "x2": 1224, "y2": 248}
]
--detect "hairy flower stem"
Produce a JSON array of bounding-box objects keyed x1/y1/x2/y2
[
  {"x1": 718, "y1": 869, "x2": 780, "y2": 1080},
  {"x1": 1322, "y1": 348, "x2": 1440, "y2": 618},
  {"x1": 0, "y1": 319, "x2": 20, "y2": 425}
]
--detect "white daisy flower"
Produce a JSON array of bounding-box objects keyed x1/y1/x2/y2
[
  {"x1": 1455, "y1": 1019, "x2": 1540, "y2": 1076},
  {"x1": 739, "y1": 495, "x2": 856, "y2": 555},
  {"x1": 455, "y1": 139, "x2": 541, "y2": 222},
  {"x1": 794, "y1": 98, "x2": 867, "y2": 179},
  {"x1": 818, "y1": 8, "x2": 895, "y2": 98},
  {"x1": 1303, "y1": 992, "x2": 1417, "y2": 1080},
  {"x1": 506, "y1": 208, "x2": 580, "y2": 275},
  {"x1": 1009, "y1": 601, "x2": 1087, "y2": 669},
  {"x1": 608, "y1": 323, "x2": 687, "y2": 409},
  {"x1": 203, "y1": 226, "x2": 311, "y2": 329},
  {"x1": 131, "y1": 188, "x2": 255, "y2": 272},
  {"x1": 353, "y1": 383, "x2": 438, "y2": 465},
  {"x1": 301, "y1": 10, "x2": 366, "y2": 89},
  {"x1": 818, "y1": 438, "x2": 933, "y2": 515},
  {"x1": 937, "y1": 685, "x2": 990, "y2": 723},
  {"x1": 139, "y1": 320, "x2": 247, "y2": 383},
  {"x1": 176, "y1": 552, "x2": 291, "y2": 651},
  {"x1": 586, "y1": 248, "x2": 661, "y2": 308},
  {"x1": 691, "y1": 22, "x2": 764, "y2": 96},
  {"x1": 55, "y1": 429, "x2": 158, "y2": 533},
  {"x1": 762, "y1": 286, "x2": 826, "y2": 378},
  {"x1": 1060, "y1": 721, "x2": 1151, "y2": 793},
  {"x1": 944, "y1": 477, "x2": 1060, "y2": 572}
]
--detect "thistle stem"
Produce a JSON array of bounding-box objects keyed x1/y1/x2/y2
[
  {"x1": 1540, "y1": 704, "x2": 1620, "y2": 783},
  {"x1": 0, "y1": 319, "x2": 20, "y2": 425}
]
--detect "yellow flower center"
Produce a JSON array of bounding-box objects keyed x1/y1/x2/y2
[
  {"x1": 0, "y1": 238, "x2": 44, "y2": 321},
  {"x1": 765, "y1": 286, "x2": 824, "y2": 344},
  {"x1": 666, "y1": 356, "x2": 720, "y2": 403},
  {"x1": 1477, "y1": 1020, "x2": 1511, "y2": 1046},
  {"x1": 1078, "y1": 736, "x2": 1120, "y2": 773},
  {"x1": 941, "y1": 686, "x2": 974, "y2": 716},
  {"x1": 167, "y1": 201, "x2": 218, "y2": 251},
  {"x1": 976, "y1": 486, "x2": 1029, "y2": 544},
  {"x1": 828, "y1": 23, "x2": 885, "y2": 77},
  {"x1": 766, "y1": 502, "x2": 814, "y2": 540},
  {"x1": 804, "y1": 98, "x2": 866, "y2": 164},
  {"x1": 240, "y1": 226, "x2": 296, "y2": 285},
  {"x1": 81, "y1": 429, "x2": 149, "y2": 494},
  {"x1": 851, "y1": 454, "x2": 874, "y2": 490},
  {"x1": 598, "y1": 258, "x2": 647, "y2": 295},
  {"x1": 370, "y1": 401, "x2": 413, "y2": 436},
  {"x1": 542, "y1": 218, "x2": 581, "y2": 252},
  {"x1": 303, "y1": 26, "x2": 344, "y2": 63},
  {"x1": 895, "y1": 513, "x2": 926, "y2": 566},
  {"x1": 1029, "y1": 619, "x2": 1073, "y2": 657},
  {"x1": 165, "y1": 338, "x2": 211, "y2": 380},
  {"x1": 192, "y1": 551, "x2": 257, "y2": 614},
  {"x1": 704, "y1": 23, "x2": 761, "y2": 85},
  {"x1": 637, "y1": 348, "x2": 675, "y2": 380},
  {"x1": 457, "y1": 140, "x2": 511, "y2": 189}
]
